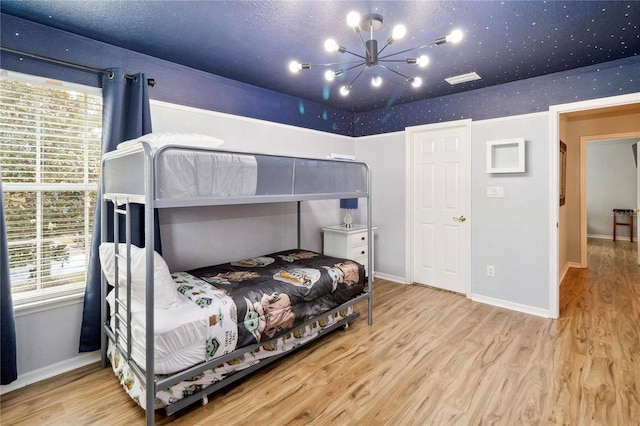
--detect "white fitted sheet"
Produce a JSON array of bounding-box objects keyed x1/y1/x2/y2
[{"x1": 107, "y1": 272, "x2": 238, "y2": 375}]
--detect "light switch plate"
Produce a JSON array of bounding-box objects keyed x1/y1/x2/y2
[{"x1": 487, "y1": 186, "x2": 504, "y2": 198}]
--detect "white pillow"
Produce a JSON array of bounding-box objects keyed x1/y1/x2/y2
[
  {"x1": 99, "y1": 243, "x2": 179, "y2": 309},
  {"x1": 117, "y1": 132, "x2": 224, "y2": 151}
]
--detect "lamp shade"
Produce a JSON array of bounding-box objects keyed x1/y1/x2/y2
[{"x1": 340, "y1": 198, "x2": 358, "y2": 209}]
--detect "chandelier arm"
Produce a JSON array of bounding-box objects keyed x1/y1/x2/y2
[
  {"x1": 377, "y1": 41, "x2": 393, "y2": 56},
  {"x1": 308, "y1": 60, "x2": 367, "y2": 68},
  {"x1": 346, "y1": 64, "x2": 367, "y2": 87},
  {"x1": 378, "y1": 64, "x2": 413, "y2": 81},
  {"x1": 343, "y1": 62, "x2": 366, "y2": 72},
  {"x1": 378, "y1": 59, "x2": 411, "y2": 63},
  {"x1": 355, "y1": 30, "x2": 367, "y2": 48},
  {"x1": 342, "y1": 49, "x2": 367, "y2": 60},
  {"x1": 378, "y1": 42, "x2": 437, "y2": 60}
]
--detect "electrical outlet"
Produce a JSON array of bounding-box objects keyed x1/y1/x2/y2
[{"x1": 487, "y1": 265, "x2": 495, "y2": 277}]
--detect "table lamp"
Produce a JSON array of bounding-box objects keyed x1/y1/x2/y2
[{"x1": 340, "y1": 198, "x2": 358, "y2": 228}]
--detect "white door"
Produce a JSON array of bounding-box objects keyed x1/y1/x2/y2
[
  {"x1": 410, "y1": 122, "x2": 469, "y2": 294},
  {"x1": 637, "y1": 142, "x2": 639, "y2": 265}
]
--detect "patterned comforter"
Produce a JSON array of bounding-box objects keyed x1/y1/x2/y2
[
  {"x1": 107, "y1": 249, "x2": 365, "y2": 410},
  {"x1": 184, "y1": 249, "x2": 365, "y2": 350}
]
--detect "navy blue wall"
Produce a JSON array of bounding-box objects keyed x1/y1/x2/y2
[
  {"x1": 355, "y1": 56, "x2": 640, "y2": 136},
  {"x1": 0, "y1": 14, "x2": 355, "y2": 136},
  {"x1": 2, "y1": 13, "x2": 638, "y2": 138}
]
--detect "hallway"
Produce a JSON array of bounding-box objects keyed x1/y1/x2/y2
[{"x1": 553, "y1": 238, "x2": 640, "y2": 424}]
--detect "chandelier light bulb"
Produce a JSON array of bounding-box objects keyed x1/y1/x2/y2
[
  {"x1": 446, "y1": 29, "x2": 464, "y2": 44},
  {"x1": 417, "y1": 55, "x2": 430, "y2": 67},
  {"x1": 371, "y1": 75, "x2": 382, "y2": 87},
  {"x1": 325, "y1": 70, "x2": 335, "y2": 81},
  {"x1": 391, "y1": 24, "x2": 407, "y2": 41},
  {"x1": 411, "y1": 77, "x2": 423, "y2": 88},
  {"x1": 325, "y1": 39, "x2": 339, "y2": 52},
  {"x1": 339, "y1": 85, "x2": 350, "y2": 96},
  {"x1": 289, "y1": 61, "x2": 302, "y2": 73},
  {"x1": 346, "y1": 11, "x2": 361, "y2": 28}
]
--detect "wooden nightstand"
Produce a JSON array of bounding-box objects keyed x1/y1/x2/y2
[{"x1": 322, "y1": 224, "x2": 377, "y2": 274}]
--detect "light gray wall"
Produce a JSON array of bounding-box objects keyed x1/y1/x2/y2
[
  {"x1": 150, "y1": 100, "x2": 354, "y2": 270},
  {"x1": 355, "y1": 113, "x2": 553, "y2": 314},
  {"x1": 355, "y1": 132, "x2": 407, "y2": 280},
  {"x1": 12, "y1": 301, "x2": 86, "y2": 377},
  {"x1": 587, "y1": 139, "x2": 638, "y2": 239},
  {"x1": 470, "y1": 114, "x2": 550, "y2": 310}
]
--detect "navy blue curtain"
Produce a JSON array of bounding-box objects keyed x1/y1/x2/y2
[
  {"x1": 1, "y1": 168, "x2": 18, "y2": 385},
  {"x1": 79, "y1": 69, "x2": 155, "y2": 352}
]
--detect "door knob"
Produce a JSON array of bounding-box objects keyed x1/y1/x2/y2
[{"x1": 453, "y1": 215, "x2": 467, "y2": 222}]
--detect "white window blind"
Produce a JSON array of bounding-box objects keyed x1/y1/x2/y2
[{"x1": 0, "y1": 70, "x2": 102, "y2": 304}]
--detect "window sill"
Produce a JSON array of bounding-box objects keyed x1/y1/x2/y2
[{"x1": 14, "y1": 292, "x2": 86, "y2": 317}]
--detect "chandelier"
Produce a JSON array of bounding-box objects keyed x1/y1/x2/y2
[{"x1": 289, "y1": 11, "x2": 463, "y2": 96}]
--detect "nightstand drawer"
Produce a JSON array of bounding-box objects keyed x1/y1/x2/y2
[
  {"x1": 348, "y1": 246, "x2": 368, "y2": 259},
  {"x1": 322, "y1": 224, "x2": 377, "y2": 276},
  {"x1": 347, "y1": 231, "x2": 369, "y2": 249}
]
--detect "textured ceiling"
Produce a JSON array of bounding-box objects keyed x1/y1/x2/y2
[{"x1": 1, "y1": 1, "x2": 638, "y2": 113}]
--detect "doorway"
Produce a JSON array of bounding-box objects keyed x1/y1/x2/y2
[
  {"x1": 550, "y1": 94, "x2": 640, "y2": 318},
  {"x1": 581, "y1": 133, "x2": 640, "y2": 267}
]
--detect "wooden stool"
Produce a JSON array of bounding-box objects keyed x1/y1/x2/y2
[{"x1": 613, "y1": 209, "x2": 634, "y2": 242}]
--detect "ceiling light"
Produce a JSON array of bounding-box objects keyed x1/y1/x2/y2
[
  {"x1": 391, "y1": 24, "x2": 406, "y2": 42},
  {"x1": 289, "y1": 61, "x2": 301, "y2": 73},
  {"x1": 418, "y1": 55, "x2": 429, "y2": 67},
  {"x1": 346, "y1": 11, "x2": 361, "y2": 29},
  {"x1": 324, "y1": 39, "x2": 338, "y2": 52},
  {"x1": 289, "y1": 12, "x2": 464, "y2": 96},
  {"x1": 445, "y1": 72, "x2": 481, "y2": 85},
  {"x1": 324, "y1": 70, "x2": 335, "y2": 81},
  {"x1": 446, "y1": 29, "x2": 464, "y2": 44},
  {"x1": 288, "y1": 61, "x2": 311, "y2": 73},
  {"x1": 407, "y1": 55, "x2": 430, "y2": 67}
]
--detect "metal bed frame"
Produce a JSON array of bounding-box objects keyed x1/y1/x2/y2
[{"x1": 99, "y1": 141, "x2": 373, "y2": 426}]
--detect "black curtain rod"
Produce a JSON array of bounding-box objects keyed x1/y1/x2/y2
[{"x1": 0, "y1": 46, "x2": 152, "y2": 84}]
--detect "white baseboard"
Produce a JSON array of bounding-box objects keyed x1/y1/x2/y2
[
  {"x1": 471, "y1": 294, "x2": 550, "y2": 318},
  {"x1": 588, "y1": 233, "x2": 613, "y2": 240},
  {"x1": 372, "y1": 271, "x2": 407, "y2": 284},
  {"x1": 0, "y1": 351, "x2": 100, "y2": 395},
  {"x1": 560, "y1": 261, "x2": 582, "y2": 284},
  {"x1": 588, "y1": 233, "x2": 634, "y2": 242}
]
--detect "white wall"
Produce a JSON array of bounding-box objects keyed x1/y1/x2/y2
[
  {"x1": 355, "y1": 113, "x2": 552, "y2": 316},
  {"x1": 150, "y1": 100, "x2": 356, "y2": 270},
  {"x1": 355, "y1": 132, "x2": 407, "y2": 281},
  {"x1": 587, "y1": 138, "x2": 638, "y2": 240},
  {"x1": 470, "y1": 113, "x2": 551, "y2": 314}
]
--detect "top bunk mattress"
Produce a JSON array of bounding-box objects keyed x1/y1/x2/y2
[{"x1": 101, "y1": 134, "x2": 369, "y2": 204}]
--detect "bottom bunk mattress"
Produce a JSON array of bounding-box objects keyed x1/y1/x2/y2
[
  {"x1": 107, "y1": 305, "x2": 355, "y2": 410},
  {"x1": 104, "y1": 248, "x2": 365, "y2": 375}
]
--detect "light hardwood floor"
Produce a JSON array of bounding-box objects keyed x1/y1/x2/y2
[{"x1": 2, "y1": 239, "x2": 638, "y2": 425}]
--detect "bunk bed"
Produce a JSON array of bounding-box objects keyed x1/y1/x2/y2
[{"x1": 99, "y1": 134, "x2": 373, "y2": 425}]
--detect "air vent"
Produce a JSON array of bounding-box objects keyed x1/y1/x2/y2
[{"x1": 445, "y1": 72, "x2": 481, "y2": 85}]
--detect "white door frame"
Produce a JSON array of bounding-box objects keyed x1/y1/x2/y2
[
  {"x1": 548, "y1": 92, "x2": 640, "y2": 319},
  {"x1": 404, "y1": 119, "x2": 472, "y2": 296}
]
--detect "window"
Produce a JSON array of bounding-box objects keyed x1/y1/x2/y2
[{"x1": 1, "y1": 70, "x2": 102, "y2": 305}]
